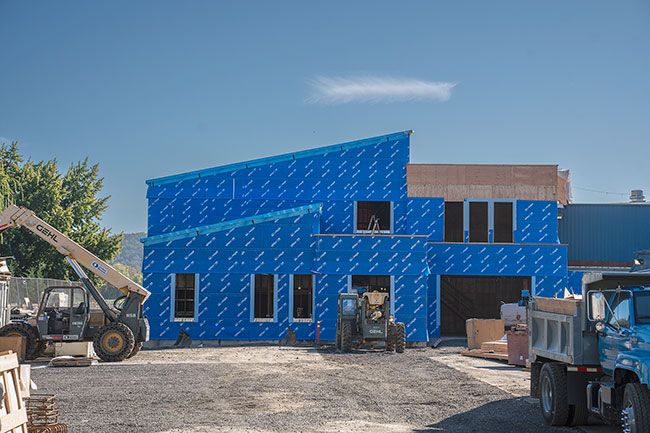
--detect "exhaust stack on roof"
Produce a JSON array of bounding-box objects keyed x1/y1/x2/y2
[{"x1": 630, "y1": 189, "x2": 646, "y2": 203}]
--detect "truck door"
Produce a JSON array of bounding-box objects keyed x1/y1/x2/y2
[{"x1": 599, "y1": 291, "x2": 633, "y2": 375}]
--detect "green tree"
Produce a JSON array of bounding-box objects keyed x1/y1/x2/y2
[
  {"x1": 113, "y1": 263, "x2": 143, "y2": 285},
  {"x1": 0, "y1": 142, "x2": 123, "y2": 281}
]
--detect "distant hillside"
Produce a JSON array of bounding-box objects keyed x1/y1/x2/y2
[
  {"x1": 113, "y1": 232, "x2": 145, "y2": 283},
  {"x1": 115, "y1": 232, "x2": 145, "y2": 269}
]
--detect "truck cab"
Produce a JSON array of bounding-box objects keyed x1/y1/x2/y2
[
  {"x1": 590, "y1": 287, "x2": 650, "y2": 384},
  {"x1": 529, "y1": 272, "x2": 650, "y2": 432}
]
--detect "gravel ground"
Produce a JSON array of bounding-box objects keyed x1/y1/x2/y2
[{"x1": 30, "y1": 346, "x2": 576, "y2": 433}]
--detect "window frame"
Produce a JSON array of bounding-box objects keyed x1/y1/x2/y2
[
  {"x1": 170, "y1": 273, "x2": 200, "y2": 323},
  {"x1": 289, "y1": 274, "x2": 315, "y2": 323},
  {"x1": 463, "y1": 199, "x2": 517, "y2": 244},
  {"x1": 606, "y1": 290, "x2": 633, "y2": 329},
  {"x1": 354, "y1": 201, "x2": 393, "y2": 234},
  {"x1": 250, "y1": 274, "x2": 278, "y2": 323},
  {"x1": 468, "y1": 201, "x2": 489, "y2": 243},
  {"x1": 634, "y1": 291, "x2": 650, "y2": 325},
  {"x1": 493, "y1": 201, "x2": 514, "y2": 243},
  {"x1": 444, "y1": 201, "x2": 464, "y2": 242}
]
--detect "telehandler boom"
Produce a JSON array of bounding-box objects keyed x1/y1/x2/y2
[{"x1": 0, "y1": 205, "x2": 150, "y2": 362}]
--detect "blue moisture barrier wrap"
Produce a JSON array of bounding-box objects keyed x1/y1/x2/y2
[
  {"x1": 147, "y1": 131, "x2": 411, "y2": 186},
  {"x1": 314, "y1": 235, "x2": 429, "y2": 276},
  {"x1": 535, "y1": 270, "x2": 584, "y2": 298},
  {"x1": 142, "y1": 203, "x2": 322, "y2": 246},
  {"x1": 428, "y1": 243, "x2": 568, "y2": 277},
  {"x1": 143, "y1": 130, "x2": 568, "y2": 343},
  {"x1": 515, "y1": 200, "x2": 558, "y2": 244}
]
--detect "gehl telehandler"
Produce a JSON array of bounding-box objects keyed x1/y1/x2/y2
[
  {"x1": 0, "y1": 205, "x2": 150, "y2": 362},
  {"x1": 336, "y1": 289, "x2": 406, "y2": 353}
]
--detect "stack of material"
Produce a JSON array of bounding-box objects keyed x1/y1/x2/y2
[
  {"x1": 534, "y1": 296, "x2": 580, "y2": 315},
  {"x1": 507, "y1": 323, "x2": 529, "y2": 366},
  {"x1": 25, "y1": 395, "x2": 68, "y2": 433},
  {"x1": 463, "y1": 339, "x2": 509, "y2": 361},
  {"x1": 49, "y1": 356, "x2": 96, "y2": 368},
  {"x1": 0, "y1": 336, "x2": 26, "y2": 361},
  {"x1": 465, "y1": 319, "x2": 505, "y2": 350},
  {"x1": 462, "y1": 318, "x2": 509, "y2": 361},
  {"x1": 53, "y1": 342, "x2": 95, "y2": 359}
]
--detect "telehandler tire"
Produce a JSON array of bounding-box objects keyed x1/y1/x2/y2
[
  {"x1": 0, "y1": 322, "x2": 44, "y2": 360},
  {"x1": 340, "y1": 321, "x2": 352, "y2": 353},
  {"x1": 539, "y1": 363, "x2": 570, "y2": 426},
  {"x1": 128, "y1": 341, "x2": 144, "y2": 359},
  {"x1": 622, "y1": 382, "x2": 650, "y2": 433},
  {"x1": 335, "y1": 325, "x2": 341, "y2": 350},
  {"x1": 395, "y1": 322, "x2": 406, "y2": 353},
  {"x1": 386, "y1": 323, "x2": 395, "y2": 352},
  {"x1": 94, "y1": 322, "x2": 135, "y2": 362}
]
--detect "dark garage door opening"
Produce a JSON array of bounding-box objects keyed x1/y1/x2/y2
[{"x1": 440, "y1": 276, "x2": 531, "y2": 336}]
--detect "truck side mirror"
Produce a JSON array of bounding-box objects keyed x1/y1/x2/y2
[{"x1": 588, "y1": 291, "x2": 606, "y2": 322}]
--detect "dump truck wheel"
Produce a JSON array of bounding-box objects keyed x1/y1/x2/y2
[
  {"x1": 94, "y1": 322, "x2": 135, "y2": 362},
  {"x1": 340, "y1": 321, "x2": 352, "y2": 353},
  {"x1": 621, "y1": 383, "x2": 650, "y2": 433},
  {"x1": 0, "y1": 322, "x2": 43, "y2": 360},
  {"x1": 567, "y1": 402, "x2": 589, "y2": 427},
  {"x1": 395, "y1": 322, "x2": 406, "y2": 353},
  {"x1": 386, "y1": 323, "x2": 395, "y2": 352},
  {"x1": 539, "y1": 363, "x2": 570, "y2": 426},
  {"x1": 127, "y1": 341, "x2": 143, "y2": 359}
]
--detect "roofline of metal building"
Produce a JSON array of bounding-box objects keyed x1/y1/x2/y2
[{"x1": 564, "y1": 202, "x2": 650, "y2": 206}]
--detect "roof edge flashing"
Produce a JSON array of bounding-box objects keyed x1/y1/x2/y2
[{"x1": 141, "y1": 203, "x2": 322, "y2": 246}]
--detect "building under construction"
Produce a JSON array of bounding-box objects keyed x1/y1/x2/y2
[{"x1": 141, "y1": 131, "x2": 578, "y2": 342}]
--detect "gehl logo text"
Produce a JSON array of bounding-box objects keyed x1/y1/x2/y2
[{"x1": 36, "y1": 224, "x2": 58, "y2": 243}]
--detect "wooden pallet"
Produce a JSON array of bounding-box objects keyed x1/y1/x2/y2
[
  {"x1": 0, "y1": 350, "x2": 29, "y2": 432},
  {"x1": 48, "y1": 357, "x2": 96, "y2": 368},
  {"x1": 461, "y1": 349, "x2": 509, "y2": 362},
  {"x1": 479, "y1": 340, "x2": 508, "y2": 354}
]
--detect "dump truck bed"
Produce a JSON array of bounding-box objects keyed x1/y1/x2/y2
[{"x1": 528, "y1": 296, "x2": 600, "y2": 366}]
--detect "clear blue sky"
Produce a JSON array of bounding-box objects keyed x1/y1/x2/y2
[{"x1": 1, "y1": 1, "x2": 648, "y2": 233}]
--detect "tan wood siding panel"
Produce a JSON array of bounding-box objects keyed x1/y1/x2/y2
[
  {"x1": 407, "y1": 184, "x2": 559, "y2": 201},
  {"x1": 406, "y1": 164, "x2": 566, "y2": 202}
]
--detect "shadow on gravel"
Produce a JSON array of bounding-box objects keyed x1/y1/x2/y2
[
  {"x1": 412, "y1": 397, "x2": 576, "y2": 433},
  {"x1": 474, "y1": 365, "x2": 524, "y2": 371}
]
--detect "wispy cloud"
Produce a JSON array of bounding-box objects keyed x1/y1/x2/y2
[{"x1": 306, "y1": 76, "x2": 456, "y2": 104}]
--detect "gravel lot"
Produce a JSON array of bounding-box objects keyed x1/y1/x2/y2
[{"x1": 30, "y1": 346, "x2": 576, "y2": 433}]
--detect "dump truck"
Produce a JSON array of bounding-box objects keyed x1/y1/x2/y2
[
  {"x1": 0, "y1": 205, "x2": 150, "y2": 362},
  {"x1": 335, "y1": 289, "x2": 405, "y2": 353},
  {"x1": 528, "y1": 271, "x2": 650, "y2": 432}
]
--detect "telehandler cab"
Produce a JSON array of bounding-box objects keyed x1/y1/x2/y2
[{"x1": 0, "y1": 205, "x2": 150, "y2": 362}]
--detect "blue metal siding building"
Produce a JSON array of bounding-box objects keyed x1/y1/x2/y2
[
  {"x1": 142, "y1": 131, "x2": 570, "y2": 342},
  {"x1": 559, "y1": 203, "x2": 650, "y2": 266}
]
